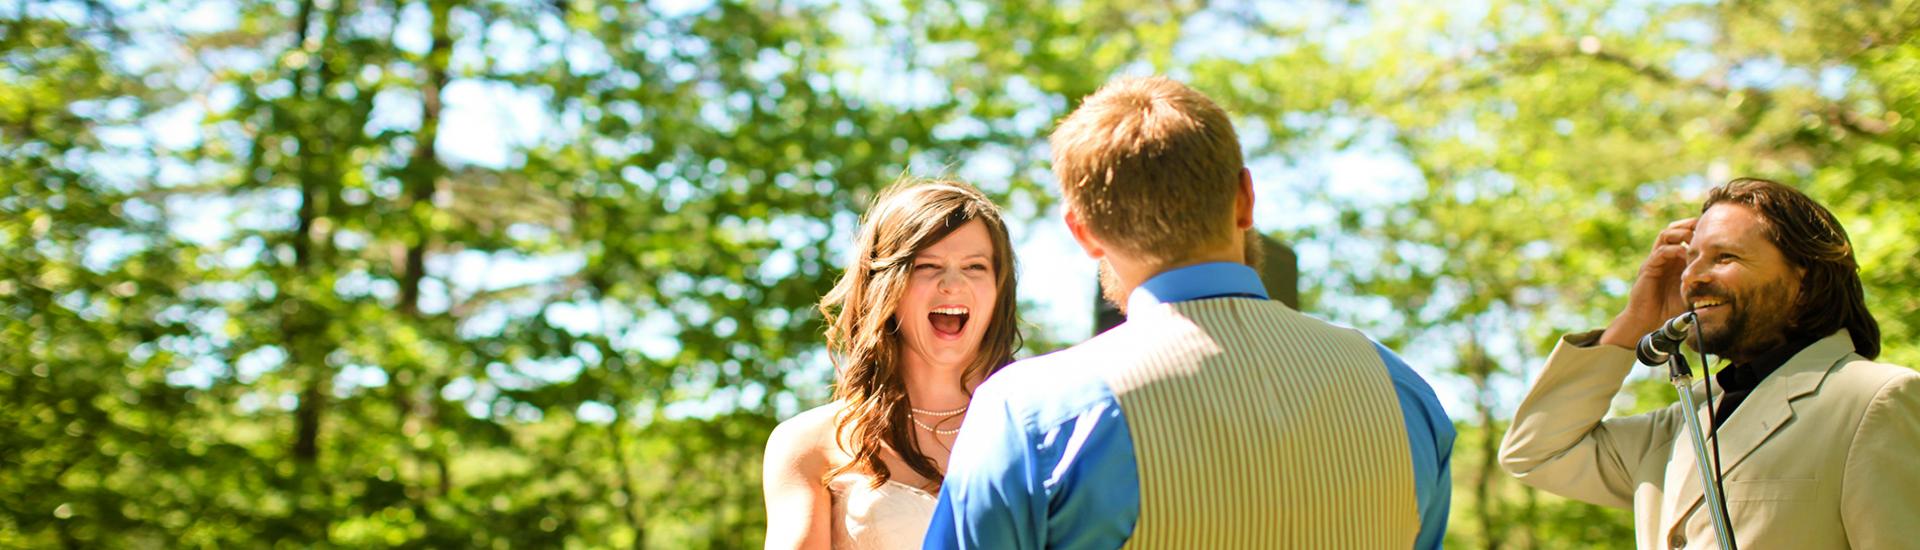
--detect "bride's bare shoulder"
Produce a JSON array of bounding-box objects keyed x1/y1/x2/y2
[{"x1": 765, "y1": 401, "x2": 849, "y2": 474}]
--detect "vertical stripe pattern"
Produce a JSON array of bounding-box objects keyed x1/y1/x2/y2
[{"x1": 1103, "y1": 299, "x2": 1418, "y2": 549}]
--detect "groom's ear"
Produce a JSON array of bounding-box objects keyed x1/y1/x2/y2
[
  {"x1": 1064, "y1": 206, "x2": 1105, "y2": 259},
  {"x1": 1235, "y1": 167, "x2": 1255, "y2": 231}
]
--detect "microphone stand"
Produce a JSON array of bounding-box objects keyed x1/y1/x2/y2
[{"x1": 1661, "y1": 352, "x2": 1736, "y2": 550}]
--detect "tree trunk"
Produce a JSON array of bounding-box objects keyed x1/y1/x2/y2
[
  {"x1": 610, "y1": 411, "x2": 647, "y2": 549},
  {"x1": 287, "y1": 0, "x2": 325, "y2": 465},
  {"x1": 398, "y1": 0, "x2": 451, "y2": 316},
  {"x1": 1468, "y1": 340, "x2": 1503, "y2": 550}
]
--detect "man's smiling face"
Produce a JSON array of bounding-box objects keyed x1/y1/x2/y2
[{"x1": 1682, "y1": 204, "x2": 1804, "y2": 362}]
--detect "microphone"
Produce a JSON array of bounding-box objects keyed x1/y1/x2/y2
[{"x1": 1636, "y1": 312, "x2": 1696, "y2": 366}]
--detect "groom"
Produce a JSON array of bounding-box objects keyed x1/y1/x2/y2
[{"x1": 924, "y1": 77, "x2": 1453, "y2": 549}]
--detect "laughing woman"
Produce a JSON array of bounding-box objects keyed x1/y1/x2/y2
[{"x1": 762, "y1": 178, "x2": 1021, "y2": 550}]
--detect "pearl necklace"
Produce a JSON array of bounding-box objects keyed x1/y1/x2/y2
[
  {"x1": 911, "y1": 404, "x2": 968, "y2": 416},
  {"x1": 911, "y1": 416, "x2": 962, "y2": 435}
]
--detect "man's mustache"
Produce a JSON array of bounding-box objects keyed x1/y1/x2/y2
[{"x1": 1685, "y1": 285, "x2": 1730, "y2": 303}]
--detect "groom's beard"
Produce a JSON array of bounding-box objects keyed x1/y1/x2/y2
[
  {"x1": 1101, "y1": 232, "x2": 1267, "y2": 315},
  {"x1": 1098, "y1": 258, "x2": 1127, "y2": 313}
]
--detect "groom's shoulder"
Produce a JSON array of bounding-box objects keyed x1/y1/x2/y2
[{"x1": 975, "y1": 337, "x2": 1130, "y2": 432}]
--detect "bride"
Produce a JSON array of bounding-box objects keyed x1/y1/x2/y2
[{"x1": 762, "y1": 178, "x2": 1022, "y2": 549}]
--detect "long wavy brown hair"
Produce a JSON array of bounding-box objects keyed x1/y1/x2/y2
[
  {"x1": 819, "y1": 177, "x2": 1021, "y2": 488},
  {"x1": 1703, "y1": 178, "x2": 1880, "y2": 358}
]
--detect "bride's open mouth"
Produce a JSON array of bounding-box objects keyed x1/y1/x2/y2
[{"x1": 930, "y1": 306, "x2": 969, "y2": 339}]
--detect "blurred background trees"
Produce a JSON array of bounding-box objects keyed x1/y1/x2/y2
[{"x1": 3, "y1": 0, "x2": 1913, "y2": 547}]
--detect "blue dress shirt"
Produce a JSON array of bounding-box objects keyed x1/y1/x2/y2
[{"x1": 925, "y1": 262, "x2": 1454, "y2": 549}]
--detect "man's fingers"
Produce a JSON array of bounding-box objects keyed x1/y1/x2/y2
[
  {"x1": 1653, "y1": 227, "x2": 1694, "y2": 250},
  {"x1": 1645, "y1": 243, "x2": 1688, "y2": 269},
  {"x1": 1652, "y1": 219, "x2": 1700, "y2": 248}
]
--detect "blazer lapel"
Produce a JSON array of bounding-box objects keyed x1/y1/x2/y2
[{"x1": 1664, "y1": 330, "x2": 1859, "y2": 535}]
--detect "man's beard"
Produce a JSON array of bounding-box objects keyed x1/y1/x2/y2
[
  {"x1": 1098, "y1": 258, "x2": 1127, "y2": 312},
  {"x1": 1097, "y1": 230, "x2": 1267, "y2": 315},
  {"x1": 1694, "y1": 275, "x2": 1800, "y2": 362}
]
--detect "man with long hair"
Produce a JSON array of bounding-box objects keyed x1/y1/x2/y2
[
  {"x1": 1500, "y1": 178, "x2": 1920, "y2": 548},
  {"x1": 925, "y1": 77, "x2": 1453, "y2": 548}
]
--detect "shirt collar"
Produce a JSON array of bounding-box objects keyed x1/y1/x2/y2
[
  {"x1": 1714, "y1": 331, "x2": 1823, "y2": 393},
  {"x1": 1125, "y1": 262, "x2": 1269, "y2": 317}
]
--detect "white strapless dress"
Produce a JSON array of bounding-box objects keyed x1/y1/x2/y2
[{"x1": 827, "y1": 473, "x2": 937, "y2": 549}]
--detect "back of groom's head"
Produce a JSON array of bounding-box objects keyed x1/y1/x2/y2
[{"x1": 1049, "y1": 76, "x2": 1245, "y2": 266}]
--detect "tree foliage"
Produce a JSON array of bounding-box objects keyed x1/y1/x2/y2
[{"x1": 4, "y1": 0, "x2": 1915, "y2": 547}]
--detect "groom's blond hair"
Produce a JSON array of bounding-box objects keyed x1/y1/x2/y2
[{"x1": 1049, "y1": 76, "x2": 1244, "y2": 265}]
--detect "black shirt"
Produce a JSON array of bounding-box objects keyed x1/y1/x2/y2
[{"x1": 1712, "y1": 334, "x2": 1821, "y2": 426}]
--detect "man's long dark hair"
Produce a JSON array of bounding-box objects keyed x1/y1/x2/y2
[{"x1": 1703, "y1": 178, "x2": 1880, "y2": 358}]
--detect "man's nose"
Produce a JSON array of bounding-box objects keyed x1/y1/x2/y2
[{"x1": 1682, "y1": 258, "x2": 1711, "y2": 293}]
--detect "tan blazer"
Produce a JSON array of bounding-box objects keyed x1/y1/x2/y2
[{"x1": 1499, "y1": 330, "x2": 1920, "y2": 549}]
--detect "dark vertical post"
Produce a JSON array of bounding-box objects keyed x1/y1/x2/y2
[{"x1": 1093, "y1": 234, "x2": 1298, "y2": 335}]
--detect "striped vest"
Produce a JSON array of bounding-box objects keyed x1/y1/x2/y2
[{"x1": 1101, "y1": 298, "x2": 1418, "y2": 548}]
